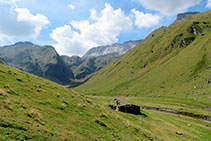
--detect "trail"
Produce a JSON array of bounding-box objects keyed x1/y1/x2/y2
[
  {"x1": 141, "y1": 106, "x2": 211, "y2": 122},
  {"x1": 89, "y1": 95, "x2": 211, "y2": 122}
]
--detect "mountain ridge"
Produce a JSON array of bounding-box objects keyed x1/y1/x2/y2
[
  {"x1": 0, "y1": 42, "x2": 74, "y2": 85},
  {"x1": 0, "y1": 40, "x2": 141, "y2": 85},
  {"x1": 83, "y1": 40, "x2": 142, "y2": 59},
  {"x1": 76, "y1": 10, "x2": 211, "y2": 104},
  {"x1": 176, "y1": 11, "x2": 199, "y2": 21}
]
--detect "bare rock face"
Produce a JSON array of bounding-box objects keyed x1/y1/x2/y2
[
  {"x1": 83, "y1": 40, "x2": 142, "y2": 59},
  {"x1": 176, "y1": 12, "x2": 199, "y2": 21}
]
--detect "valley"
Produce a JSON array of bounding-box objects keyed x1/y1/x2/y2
[
  {"x1": 0, "y1": 64, "x2": 210, "y2": 140},
  {"x1": 0, "y1": 8, "x2": 210, "y2": 141}
]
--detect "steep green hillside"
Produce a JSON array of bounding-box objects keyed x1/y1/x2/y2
[
  {"x1": 76, "y1": 11, "x2": 211, "y2": 104},
  {"x1": 1, "y1": 64, "x2": 210, "y2": 140}
]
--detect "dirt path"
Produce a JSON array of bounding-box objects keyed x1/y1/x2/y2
[
  {"x1": 89, "y1": 95, "x2": 211, "y2": 122},
  {"x1": 90, "y1": 96, "x2": 211, "y2": 122},
  {"x1": 141, "y1": 106, "x2": 211, "y2": 122}
]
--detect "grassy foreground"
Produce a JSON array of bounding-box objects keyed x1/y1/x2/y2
[{"x1": 0, "y1": 64, "x2": 210, "y2": 140}]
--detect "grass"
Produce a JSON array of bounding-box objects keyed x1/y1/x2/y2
[{"x1": 0, "y1": 64, "x2": 210, "y2": 140}]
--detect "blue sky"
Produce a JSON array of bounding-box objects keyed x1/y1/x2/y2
[{"x1": 0, "y1": 0, "x2": 210, "y2": 56}]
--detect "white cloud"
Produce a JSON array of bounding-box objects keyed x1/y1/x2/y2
[
  {"x1": 68, "y1": 4, "x2": 75, "y2": 10},
  {"x1": 131, "y1": 9, "x2": 161, "y2": 28},
  {"x1": 137, "y1": 0, "x2": 201, "y2": 15},
  {"x1": 0, "y1": 1, "x2": 50, "y2": 45},
  {"x1": 50, "y1": 3, "x2": 132, "y2": 56},
  {"x1": 206, "y1": 0, "x2": 211, "y2": 8},
  {"x1": 90, "y1": 9, "x2": 98, "y2": 20},
  {"x1": 15, "y1": 8, "x2": 50, "y2": 38}
]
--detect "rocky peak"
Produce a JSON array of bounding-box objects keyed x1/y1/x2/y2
[
  {"x1": 83, "y1": 40, "x2": 142, "y2": 59},
  {"x1": 176, "y1": 12, "x2": 199, "y2": 21},
  {"x1": 14, "y1": 41, "x2": 35, "y2": 46}
]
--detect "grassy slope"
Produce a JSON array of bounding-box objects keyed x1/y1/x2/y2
[
  {"x1": 0, "y1": 64, "x2": 210, "y2": 140},
  {"x1": 76, "y1": 11, "x2": 211, "y2": 108}
]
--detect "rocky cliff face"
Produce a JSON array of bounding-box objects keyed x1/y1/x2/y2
[
  {"x1": 0, "y1": 42, "x2": 74, "y2": 85},
  {"x1": 176, "y1": 12, "x2": 199, "y2": 21},
  {"x1": 83, "y1": 40, "x2": 142, "y2": 59}
]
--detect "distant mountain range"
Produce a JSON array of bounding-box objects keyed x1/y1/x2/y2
[
  {"x1": 62, "y1": 40, "x2": 141, "y2": 81},
  {"x1": 83, "y1": 40, "x2": 142, "y2": 59},
  {"x1": 0, "y1": 40, "x2": 141, "y2": 86}
]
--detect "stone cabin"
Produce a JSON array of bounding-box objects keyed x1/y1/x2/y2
[{"x1": 113, "y1": 103, "x2": 141, "y2": 115}]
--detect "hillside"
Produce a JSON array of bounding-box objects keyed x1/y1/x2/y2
[
  {"x1": 0, "y1": 64, "x2": 210, "y2": 140},
  {"x1": 61, "y1": 55, "x2": 83, "y2": 72},
  {"x1": 73, "y1": 56, "x2": 117, "y2": 79},
  {"x1": 0, "y1": 42, "x2": 74, "y2": 85},
  {"x1": 76, "y1": 11, "x2": 211, "y2": 105},
  {"x1": 0, "y1": 57, "x2": 6, "y2": 65},
  {"x1": 61, "y1": 55, "x2": 116, "y2": 80}
]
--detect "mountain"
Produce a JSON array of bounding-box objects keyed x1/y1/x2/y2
[
  {"x1": 0, "y1": 39, "x2": 140, "y2": 86},
  {"x1": 176, "y1": 12, "x2": 199, "y2": 21},
  {"x1": 83, "y1": 40, "x2": 142, "y2": 59},
  {"x1": 61, "y1": 40, "x2": 141, "y2": 81},
  {"x1": 73, "y1": 55, "x2": 117, "y2": 80},
  {"x1": 0, "y1": 42, "x2": 74, "y2": 85},
  {"x1": 0, "y1": 62, "x2": 210, "y2": 140},
  {"x1": 61, "y1": 55, "x2": 82, "y2": 72},
  {"x1": 0, "y1": 57, "x2": 6, "y2": 65},
  {"x1": 76, "y1": 10, "x2": 211, "y2": 106},
  {"x1": 61, "y1": 55, "x2": 118, "y2": 87}
]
